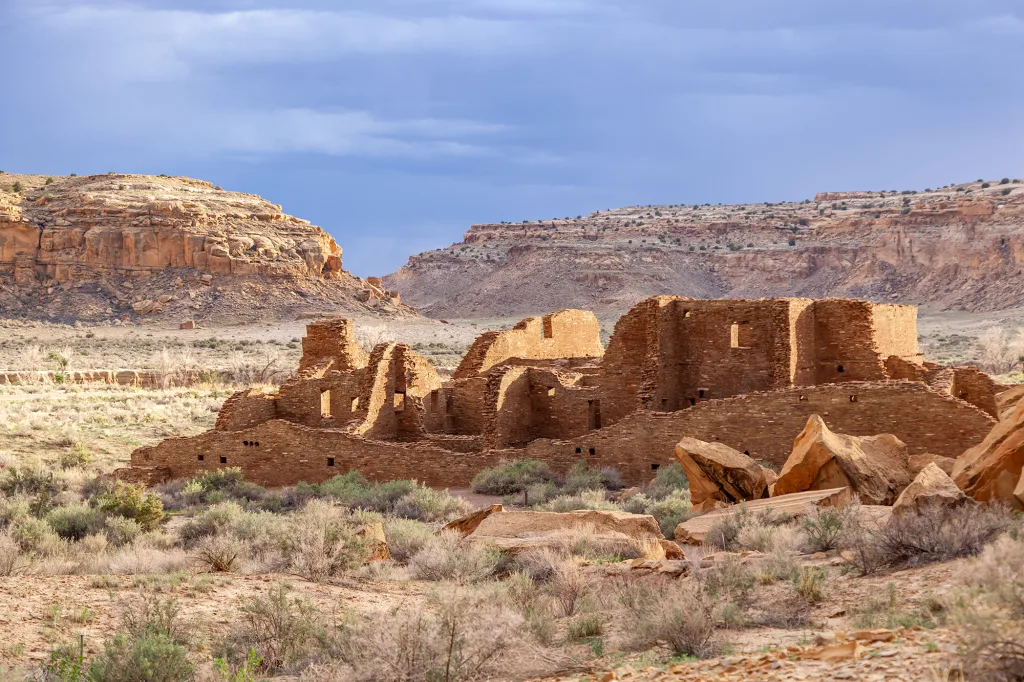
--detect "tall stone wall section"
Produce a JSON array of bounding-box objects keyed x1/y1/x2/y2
[
  {"x1": 453, "y1": 309, "x2": 603, "y2": 379},
  {"x1": 297, "y1": 318, "x2": 368, "y2": 375}
]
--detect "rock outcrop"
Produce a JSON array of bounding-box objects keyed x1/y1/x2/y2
[
  {"x1": 891, "y1": 463, "x2": 969, "y2": 515},
  {"x1": 674, "y1": 437, "x2": 767, "y2": 506},
  {"x1": 465, "y1": 509, "x2": 664, "y2": 554},
  {"x1": 907, "y1": 453, "x2": 956, "y2": 477},
  {"x1": 0, "y1": 173, "x2": 414, "y2": 322},
  {"x1": 952, "y1": 401, "x2": 1024, "y2": 508},
  {"x1": 772, "y1": 415, "x2": 912, "y2": 505},
  {"x1": 385, "y1": 179, "x2": 1024, "y2": 318}
]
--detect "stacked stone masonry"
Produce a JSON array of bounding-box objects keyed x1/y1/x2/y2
[{"x1": 131, "y1": 296, "x2": 1000, "y2": 488}]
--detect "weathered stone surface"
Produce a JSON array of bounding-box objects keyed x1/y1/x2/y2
[
  {"x1": 179, "y1": 319, "x2": 197, "y2": 330},
  {"x1": 907, "y1": 453, "x2": 955, "y2": 476},
  {"x1": 772, "y1": 415, "x2": 911, "y2": 505},
  {"x1": 674, "y1": 437, "x2": 767, "y2": 505},
  {"x1": 443, "y1": 504, "x2": 504, "y2": 537},
  {"x1": 1015, "y1": 469, "x2": 1024, "y2": 509},
  {"x1": 466, "y1": 509, "x2": 664, "y2": 554},
  {"x1": 355, "y1": 522, "x2": 390, "y2": 562},
  {"x1": 953, "y1": 401, "x2": 1024, "y2": 508},
  {"x1": 892, "y1": 463, "x2": 969, "y2": 515},
  {"x1": 674, "y1": 487, "x2": 851, "y2": 544}
]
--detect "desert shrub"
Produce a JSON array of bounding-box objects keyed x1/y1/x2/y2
[
  {"x1": 59, "y1": 443, "x2": 92, "y2": 470},
  {"x1": 562, "y1": 463, "x2": 625, "y2": 494},
  {"x1": 548, "y1": 561, "x2": 588, "y2": 617},
  {"x1": 334, "y1": 586, "x2": 522, "y2": 682},
  {"x1": 408, "y1": 530, "x2": 499, "y2": 583},
  {"x1": 540, "y1": 489, "x2": 618, "y2": 513},
  {"x1": 845, "y1": 504, "x2": 1012, "y2": 573},
  {"x1": 0, "y1": 465, "x2": 64, "y2": 497},
  {"x1": 471, "y1": 459, "x2": 557, "y2": 495},
  {"x1": 755, "y1": 545, "x2": 800, "y2": 583},
  {"x1": 102, "y1": 515, "x2": 142, "y2": 548},
  {"x1": 89, "y1": 598, "x2": 192, "y2": 682},
  {"x1": 621, "y1": 580, "x2": 717, "y2": 658},
  {"x1": 551, "y1": 524, "x2": 655, "y2": 562},
  {"x1": 94, "y1": 481, "x2": 164, "y2": 531},
  {"x1": 195, "y1": 535, "x2": 246, "y2": 572},
  {"x1": 508, "y1": 547, "x2": 562, "y2": 584},
  {"x1": 705, "y1": 507, "x2": 750, "y2": 551},
  {"x1": 700, "y1": 554, "x2": 756, "y2": 606},
  {"x1": 801, "y1": 505, "x2": 852, "y2": 552},
  {"x1": 382, "y1": 518, "x2": 434, "y2": 563},
  {"x1": 223, "y1": 583, "x2": 319, "y2": 672},
  {"x1": 12, "y1": 516, "x2": 62, "y2": 553},
  {"x1": 46, "y1": 504, "x2": 106, "y2": 541},
  {"x1": 392, "y1": 487, "x2": 470, "y2": 523},
  {"x1": 523, "y1": 481, "x2": 559, "y2": 506},
  {"x1": 0, "y1": 494, "x2": 30, "y2": 528},
  {"x1": 965, "y1": 532, "x2": 1024, "y2": 618},
  {"x1": 566, "y1": 614, "x2": 603, "y2": 640},
  {"x1": 0, "y1": 530, "x2": 28, "y2": 576},
  {"x1": 792, "y1": 566, "x2": 827, "y2": 603},
  {"x1": 178, "y1": 501, "x2": 245, "y2": 544},
  {"x1": 645, "y1": 462, "x2": 689, "y2": 499},
  {"x1": 286, "y1": 500, "x2": 367, "y2": 582}
]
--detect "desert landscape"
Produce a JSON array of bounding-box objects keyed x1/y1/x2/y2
[{"x1": 1, "y1": 167, "x2": 1024, "y2": 681}]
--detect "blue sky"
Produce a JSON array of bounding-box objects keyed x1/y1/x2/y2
[{"x1": 3, "y1": 1, "x2": 1024, "y2": 277}]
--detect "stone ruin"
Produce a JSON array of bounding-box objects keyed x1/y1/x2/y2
[{"x1": 130, "y1": 297, "x2": 1003, "y2": 492}]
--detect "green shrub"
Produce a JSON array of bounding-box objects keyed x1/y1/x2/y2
[
  {"x1": 11, "y1": 181, "x2": 22, "y2": 194},
  {"x1": 45, "y1": 177, "x2": 54, "y2": 185},
  {"x1": 59, "y1": 443, "x2": 92, "y2": 470},
  {"x1": 408, "y1": 530, "x2": 500, "y2": 583},
  {"x1": 392, "y1": 486, "x2": 470, "y2": 523},
  {"x1": 104, "y1": 516, "x2": 143, "y2": 547},
  {"x1": 562, "y1": 462, "x2": 624, "y2": 494},
  {"x1": 801, "y1": 506, "x2": 852, "y2": 552},
  {"x1": 792, "y1": 566, "x2": 827, "y2": 603},
  {"x1": 383, "y1": 518, "x2": 434, "y2": 563},
  {"x1": 46, "y1": 504, "x2": 106, "y2": 541},
  {"x1": 12, "y1": 517, "x2": 61, "y2": 553},
  {"x1": 645, "y1": 489, "x2": 695, "y2": 537},
  {"x1": 646, "y1": 462, "x2": 688, "y2": 499},
  {"x1": 541, "y1": 489, "x2": 618, "y2": 513},
  {"x1": 982, "y1": 182, "x2": 991, "y2": 188},
  {"x1": 94, "y1": 481, "x2": 164, "y2": 531},
  {"x1": 471, "y1": 459, "x2": 557, "y2": 495},
  {"x1": 88, "y1": 632, "x2": 192, "y2": 682},
  {"x1": 222, "y1": 583, "x2": 318, "y2": 672},
  {"x1": 0, "y1": 465, "x2": 63, "y2": 497},
  {"x1": 286, "y1": 500, "x2": 368, "y2": 582},
  {"x1": 567, "y1": 614, "x2": 603, "y2": 640}
]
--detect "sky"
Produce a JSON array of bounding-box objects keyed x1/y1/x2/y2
[{"x1": 3, "y1": 1, "x2": 1024, "y2": 277}]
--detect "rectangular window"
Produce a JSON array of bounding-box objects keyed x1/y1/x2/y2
[
  {"x1": 327, "y1": 457, "x2": 335, "y2": 467},
  {"x1": 198, "y1": 455, "x2": 204, "y2": 461},
  {"x1": 219, "y1": 456, "x2": 227, "y2": 464},
  {"x1": 394, "y1": 392, "x2": 406, "y2": 412},
  {"x1": 350, "y1": 396, "x2": 360, "y2": 411},
  {"x1": 542, "y1": 317, "x2": 554, "y2": 339},
  {"x1": 430, "y1": 390, "x2": 439, "y2": 408},
  {"x1": 588, "y1": 399, "x2": 602, "y2": 430},
  {"x1": 320, "y1": 389, "x2": 331, "y2": 418},
  {"x1": 730, "y1": 322, "x2": 753, "y2": 348}
]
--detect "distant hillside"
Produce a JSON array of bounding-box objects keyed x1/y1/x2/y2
[
  {"x1": 385, "y1": 179, "x2": 1024, "y2": 318},
  {"x1": 0, "y1": 173, "x2": 414, "y2": 323}
]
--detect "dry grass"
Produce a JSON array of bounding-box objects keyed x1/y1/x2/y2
[{"x1": 408, "y1": 530, "x2": 500, "y2": 584}]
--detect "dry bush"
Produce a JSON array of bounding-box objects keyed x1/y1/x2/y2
[
  {"x1": 328, "y1": 585, "x2": 524, "y2": 682},
  {"x1": 967, "y1": 533, "x2": 1024, "y2": 617},
  {"x1": 792, "y1": 566, "x2": 828, "y2": 603},
  {"x1": 552, "y1": 524, "x2": 659, "y2": 562},
  {"x1": 225, "y1": 582, "x2": 320, "y2": 672},
  {"x1": 843, "y1": 504, "x2": 1012, "y2": 574},
  {"x1": 228, "y1": 349, "x2": 289, "y2": 386},
  {"x1": 383, "y1": 517, "x2": 434, "y2": 563},
  {"x1": 355, "y1": 324, "x2": 397, "y2": 352},
  {"x1": 976, "y1": 327, "x2": 1024, "y2": 374},
  {"x1": 287, "y1": 500, "x2": 367, "y2": 582},
  {"x1": 547, "y1": 560, "x2": 588, "y2": 617},
  {"x1": 510, "y1": 547, "x2": 563, "y2": 584},
  {"x1": 408, "y1": 530, "x2": 500, "y2": 583},
  {"x1": 0, "y1": 530, "x2": 31, "y2": 576},
  {"x1": 801, "y1": 505, "x2": 854, "y2": 552},
  {"x1": 618, "y1": 579, "x2": 717, "y2": 658},
  {"x1": 194, "y1": 535, "x2": 246, "y2": 573},
  {"x1": 961, "y1": 621, "x2": 1024, "y2": 682}
]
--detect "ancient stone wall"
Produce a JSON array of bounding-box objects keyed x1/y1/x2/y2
[
  {"x1": 518, "y1": 381, "x2": 994, "y2": 485},
  {"x1": 598, "y1": 296, "x2": 669, "y2": 426},
  {"x1": 297, "y1": 318, "x2": 368, "y2": 375},
  {"x1": 215, "y1": 388, "x2": 279, "y2": 431},
  {"x1": 950, "y1": 367, "x2": 999, "y2": 418},
  {"x1": 453, "y1": 309, "x2": 604, "y2": 379},
  {"x1": 810, "y1": 299, "x2": 889, "y2": 383}
]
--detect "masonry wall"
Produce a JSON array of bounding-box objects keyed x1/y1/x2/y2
[
  {"x1": 518, "y1": 381, "x2": 995, "y2": 485},
  {"x1": 811, "y1": 300, "x2": 889, "y2": 383},
  {"x1": 599, "y1": 296, "x2": 671, "y2": 426},
  {"x1": 950, "y1": 367, "x2": 999, "y2": 418},
  {"x1": 453, "y1": 309, "x2": 604, "y2": 379},
  {"x1": 422, "y1": 377, "x2": 488, "y2": 435},
  {"x1": 871, "y1": 304, "x2": 922, "y2": 362},
  {"x1": 215, "y1": 389, "x2": 279, "y2": 431},
  {"x1": 135, "y1": 380, "x2": 996, "y2": 489},
  {"x1": 297, "y1": 318, "x2": 368, "y2": 375}
]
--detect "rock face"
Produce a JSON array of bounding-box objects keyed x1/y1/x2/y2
[
  {"x1": 674, "y1": 487, "x2": 851, "y2": 544},
  {"x1": 772, "y1": 415, "x2": 912, "y2": 505},
  {"x1": 892, "y1": 463, "x2": 969, "y2": 515},
  {"x1": 0, "y1": 173, "x2": 413, "y2": 322},
  {"x1": 443, "y1": 504, "x2": 504, "y2": 537},
  {"x1": 952, "y1": 401, "x2": 1024, "y2": 508},
  {"x1": 465, "y1": 509, "x2": 664, "y2": 554},
  {"x1": 907, "y1": 453, "x2": 956, "y2": 477},
  {"x1": 385, "y1": 180, "x2": 1024, "y2": 318},
  {"x1": 674, "y1": 437, "x2": 767, "y2": 506}
]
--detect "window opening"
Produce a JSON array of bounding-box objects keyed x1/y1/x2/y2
[
  {"x1": 219, "y1": 456, "x2": 227, "y2": 464},
  {"x1": 394, "y1": 392, "x2": 406, "y2": 412},
  {"x1": 320, "y1": 389, "x2": 331, "y2": 418},
  {"x1": 327, "y1": 457, "x2": 335, "y2": 467},
  {"x1": 651, "y1": 463, "x2": 660, "y2": 471},
  {"x1": 542, "y1": 317, "x2": 554, "y2": 339}
]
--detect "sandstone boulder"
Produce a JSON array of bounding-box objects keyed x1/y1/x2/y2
[
  {"x1": 1015, "y1": 469, "x2": 1024, "y2": 509},
  {"x1": 443, "y1": 504, "x2": 504, "y2": 537},
  {"x1": 674, "y1": 487, "x2": 851, "y2": 545},
  {"x1": 907, "y1": 453, "x2": 955, "y2": 477},
  {"x1": 355, "y1": 522, "x2": 390, "y2": 562},
  {"x1": 179, "y1": 319, "x2": 197, "y2": 330},
  {"x1": 952, "y1": 401, "x2": 1024, "y2": 509},
  {"x1": 674, "y1": 437, "x2": 767, "y2": 506},
  {"x1": 466, "y1": 509, "x2": 664, "y2": 555},
  {"x1": 892, "y1": 463, "x2": 969, "y2": 515},
  {"x1": 772, "y1": 415, "x2": 911, "y2": 505}
]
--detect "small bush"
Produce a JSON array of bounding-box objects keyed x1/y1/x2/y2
[
  {"x1": 103, "y1": 515, "x2": 142, "y2": 547},
  {"x1": 392, "y1": 486, "x2": 470, "y2": 523},
  {"x1": 382, "y1": 518, "x2": 434, "y2": 563},
  {"x1": 622, "y1": 581, "x2": 717, "y2": 658},
  {"x1": 874, "y1": 504, "x2": 1010, "y2": 567},
  {"x1": 90, "y1": 598, "x2": 193, "y2": 682},
  {"x1": 802, "y1": 506, "x2": 852, "y2": 552},
  {"x1": 562, "y1": 463, "x2": 625, "y2": 494},
  {"x1": 792, "y1": 566, "x2": 827, "y2": 603},
  {"x1": 286, "y1": 500, "x2": 367, "y2": 582},
  {"x1": 46, "y1": 504, "x2": 106, "y2": 541},
  {"x1": 643, "y1": 490, "x2": 694, "y2": 538},
  {"x1": 94, "y1": 481, "x2": 164, "y2": 531},
  {"x1": 646, "y1": 462, "x2": 688, "y2": 498},
  {"x1": 12, "y1": 517, "x2": 61, "y2": 554},
  {"x1": 195, "y1": 535, "x2": 245, "y2": 572},
  {"x1": 965, "y1": 533, "x2": 1024, "y2": 618},
  {"x1": 0, "y1": 530, "x2": 27, "y2": 576},
  {"x1": 59, "y1": 443, "x2": 91, "y2": 469},
  {"x1": 508, "y1": 547, "x2": 562, "y2": 584},
  {"x1": 225, "y1": 583, "x2": 319, "y2": 672},
  {"x1": 700, "y1": 554, "x2": 756, "y2": 606},
  {"x1": 408, "y1": 530, "x2": 499, "y2": 583},
  {"x1": 471, "y1": 459, "x2": 557, "y2": 495},
  {"x1": 541, "y1": 489, "x2": 618, "y2": 513},
  {"x1": 548, "y1": 561, "x2": 588, "y2": 617},
  {"x1": 567, "y1": 614, "x2": 603, "y2": 640},
  {"x1": 705, "y1": 508, "x2": 749, "y2": 551}
]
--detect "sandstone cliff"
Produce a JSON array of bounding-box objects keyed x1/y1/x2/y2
[
  {"x1": 385, "y1": 180, "x2": 1024, "y2": 318},
  {"x1": 0, "y1": 173, "x2": 412, "y2": 322}
]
